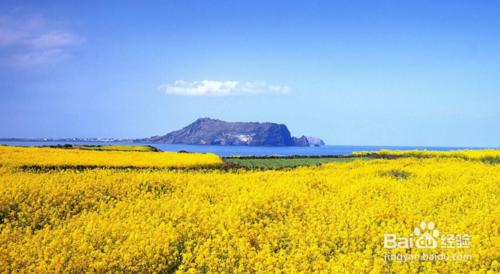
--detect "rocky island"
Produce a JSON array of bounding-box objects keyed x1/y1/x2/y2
[{"x1": 139, "y1": 118, "x2": 325, "y2": 146}]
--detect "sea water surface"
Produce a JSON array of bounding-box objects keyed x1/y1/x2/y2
[{"x1": 0, "y1": 141, "x2": 490, "y2": 157}]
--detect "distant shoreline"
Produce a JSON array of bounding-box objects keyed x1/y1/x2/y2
[
  {"x1": 0, "y1": 138, "x2": 495, "y2": 150},
  {"x1": 0, "y1": 138, "x2": 134, "y2": 143}
]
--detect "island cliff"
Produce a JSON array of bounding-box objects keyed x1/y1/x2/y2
[{"x1": 139, "y1": 118, "x2": 325, "y2": 146}]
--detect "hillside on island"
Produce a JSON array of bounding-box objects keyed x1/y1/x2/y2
[{"x1": 139, "y1": 118, "x2": 325, "y2": 146}]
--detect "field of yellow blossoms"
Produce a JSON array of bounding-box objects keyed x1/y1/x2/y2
[
  {"x1": 0, "y1": 146, "x2": 223, "y2": 169},
  {"x1": 0, "y1": 146, "x2": 498, "y2": 273},
  {"x1": 353, "y1": 149, "x2": 500, "y2": 163}
]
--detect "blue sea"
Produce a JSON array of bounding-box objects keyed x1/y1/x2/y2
[{"x1": 0, "y1": 141, "x2": 491, "y2": 157}]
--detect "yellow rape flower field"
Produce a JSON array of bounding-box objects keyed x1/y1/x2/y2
[
  {"x1": 353, "y1": 149, "x2": 500, "y2": 162},
  {"x1": 0, "y1": 146, "x2": 222, "y2": 169},
  {"x1": 0, "y1": 146, "x2": 499, "y2": 273}
]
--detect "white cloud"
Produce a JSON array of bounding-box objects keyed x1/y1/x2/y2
[
  {"x1": 160, "y1": 80, "x2": 290, "y2": 96},
  {"x1": 0, "y1": 14, "x2": 84, "y2": 66},
  {"x1": 30, "y1": 31, "x2": 83, "y2": 49}
]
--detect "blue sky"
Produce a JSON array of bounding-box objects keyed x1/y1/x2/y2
[{"x1": 1, "y1": 0, "x2": 499, "y2": 146}]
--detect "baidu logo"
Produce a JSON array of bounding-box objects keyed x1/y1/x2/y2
[
  {"x1": 414, "y1": 221, "x2": 439, "y2": 248},
  {"x1": 383, "y1": 221, "x2": 470, "y2": 249}
]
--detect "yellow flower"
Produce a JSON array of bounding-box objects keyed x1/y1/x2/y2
[{"x1": 0, "y1": 146, "x2": 498, "y2": 272}]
